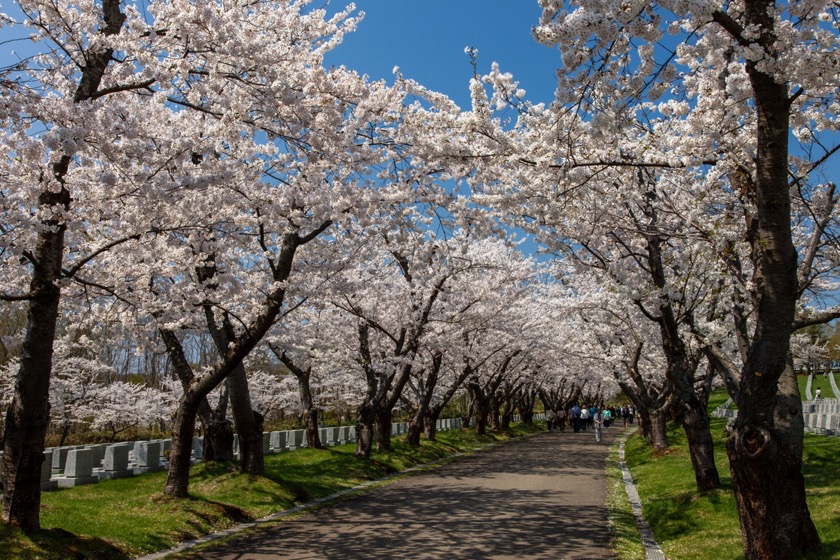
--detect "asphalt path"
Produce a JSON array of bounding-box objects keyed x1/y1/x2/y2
[{"x1": 181, "y1": 426, "x2": 621, "y2": 560}]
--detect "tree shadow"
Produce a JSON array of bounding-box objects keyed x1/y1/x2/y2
[{"x1": 0, "y1": 525, "x2": 130, "y2": 560}]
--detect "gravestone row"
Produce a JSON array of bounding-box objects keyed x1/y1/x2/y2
[
  {"x1": 24, "y1": 418, "x2": 463, "y2": 492},
  {"x1": 712, "y1": 399, "x2": 840, "y2": 437}
]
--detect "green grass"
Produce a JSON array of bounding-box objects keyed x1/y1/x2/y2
[
  {"x1": 798, "y1": 372, "x2": 837, "y2": 400},
  {"x1": 1, "y1": 425, "x2": 540, "y2": 560},
  {"x1": 623, "y1": 414, "x2": 840, "y2": 559},
  {"x1": 811, "y1": 372, "x2": 838, "y2": 399},
  {"x1": 605, "y1": 435, "x2": 645, "y2": 560},
  {"x1": 706, "y1": 390, "x2": 732, "y2": 410}
]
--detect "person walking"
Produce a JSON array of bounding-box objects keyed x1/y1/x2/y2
[
  {"x1": 594, "y1": 409, "x2": 603, "y2": 443},
  {"x1": 556, "y1": 408, "x2": 566, "y2": 432},
  {"x1": 571, "y1": 404, "x2": 582, "y2": 433},
  {"x1": 580, "y1": 406, "x2": 590, "y2": 431},
  {"x1": 546, "y1": 408, "x2": 555, "y2": 431}
]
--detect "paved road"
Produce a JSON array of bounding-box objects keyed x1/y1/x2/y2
[{"x1": 183, "y1": 427, "x2": 621, "y2": 560}]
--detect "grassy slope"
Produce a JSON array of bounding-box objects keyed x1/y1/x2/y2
[
  {"x1": 798, "y1": 371, "x2": 839, "y2": 399},
  {"x1": 2, "y1": 425, "x2": 541, "y2": 560}
]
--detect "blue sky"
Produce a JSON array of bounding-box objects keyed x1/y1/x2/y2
[
  {"x1": 321, "y1": 1, "x2": 558, "y2": 257},
  {"x1": 0, "y1": 1, "x2": 560, "y2": 107},
  {"x1": 324, "y1": 1, "x2": 560, "y2": 108}
]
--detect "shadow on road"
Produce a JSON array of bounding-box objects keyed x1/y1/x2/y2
[{"x1": 184, "y1": 429, "x2": 621, "y2": 560}]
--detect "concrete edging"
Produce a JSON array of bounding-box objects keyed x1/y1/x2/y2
[{"x1": 616, "y1": 429, "x2": 667, "y2": 560}]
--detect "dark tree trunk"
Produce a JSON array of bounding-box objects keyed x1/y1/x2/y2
[
  {"x1": 165, "y1": 393, "x2": 202, "y2": 498},
  {"x1": 355, "y1": 403, "x2": 375, "y2": 459},
  {"x1": 727, "y1": 362, "x2": 819, "y2": 559},
  {"x1": 648, "y1": 408, "x2": 669, "y2": 451},
  {"x1": 1, "y1": 286, "x2": 57, "y2": 531},
  {"x1": 198, "y1": 248, "x2": 262, "y2": 473},
  {"x1": 518, "y1": 390, "x2": 537, "y2": 425},
  {"x1": 202, "y1": 413, "x2": 235, "y2": 462},
  {"x1": 407, "y1": 412, "x2": 423, "y2": 447},
  {"x1": 303, "y1": 407, "x2": 321, "y2": 450},
  {"x1": 641, "y1": 192, "x2": 721, "y2": 492},
  {"x1": 423, "y1": 410, "x2": 439, "y2": 441},
  {"x1": 161, "y1": 226, "x2": 316, "y2": 499},
  {"x1": 165, "y1": 330, "x2": 233, "y2": 463},
  {"x1": 500, "y1": 409, "x2": 513, "y2": 430},
  {"x1": 488, "y1": 394, "x2": 501, "y2": 432},
  {"x1": 374, "y1": 407, "x2": 393, "y2": 452},
  {"x1": 58, "y1": 422, "x2": 72, "y2": 448},
  {"x1": 405, "y1": 400, "x2": 426, "y2": 447},
  {"x1": 468, "y1": 382, "x2": 489, "y2": 435},
  {"x1": 405, "y1": 355, "x2": 442, "y2": 447},
  {"x1": 474, "y1": 407, "x2": 488, "y2": 435},
  {"x1": 680, "y1": 396, "x2": 720, "y2": 492},
  {"x1": 227, "y1": 365, "x2": 264, "y2": 474},
  {"x1": 519, "y1": 410, "x2": 534, "y2": 424}
]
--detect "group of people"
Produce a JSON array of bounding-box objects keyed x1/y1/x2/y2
[{"x1": 545, "y1": 404, "x2": 636, "y2": 438}]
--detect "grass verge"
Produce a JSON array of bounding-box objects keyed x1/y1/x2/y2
[
  {"x1": 623, "y1": 416, "x2": 840, "y2": 560},
  {"x1": 605, "y1": 434, "x2": 645, "y2": 560},
  {"x1": 2, "y1": 424, "x2": 542, "y2": 560}
]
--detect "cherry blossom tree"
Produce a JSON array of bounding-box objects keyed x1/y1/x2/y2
[
  {"x1": 97, "y1": 0, "x2": 408, "y2": 497},
  {"x1": 264, "y1": 301, "x2": 353, "y2": 450},
  {"x1": 329, "y1": 219, "x2": 491, "y2": 457},
  {"x1": 398, "y1": 237, "x2": 544, "y2": 444}
]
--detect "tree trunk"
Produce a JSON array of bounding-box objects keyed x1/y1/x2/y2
[
  {"x1": 727, "y1": 361, "x2": 819, "y2": 559},
  {"x1": 2, "y1": 180, "x2": 68, "y2": 533},
  {"x1": 518, "y1": 389, "x2": 538, "y2": 425},
  {"x1": 303, "y1": 407, "x2": 322, "y2": 450},
  {"x1": 165, "y1": 393, "x2": 202, "y2": 498},
  {"x1": 299, "y1": 372, "x2": 322, "y2": 450},
  {"x1": 423, "y1": 410, "x2": 439, "y2": 441},
  {"x1": 58, "y1": 421, "x2": 72, "y2": 448},
  {"x1": 226, "y1": 364, "x2": 264, "y2": 474},
  {"x1": 473, "y1": 398, "x2": 488, "y2": 436},
  {"x1": 648, "y1": 408, "x2": 669, "y2": 451},
  {"x1": 202, "y1": 413, "x2": 235, "y2": 462},
  {"x1": 355, "y1": 403, "x2": 375, "y2": 459},
  {"x1": 716, "y1": 3, "x2": 822, "y2": 556},
  {"x1": 1, "y1": 292, "x2": 57, "y2": 531},
  {"x1": 488, "y1": 394, "x2": 502, "y2": 432},
  {"x1": 518, "y1": 401, "x2": 535, "y2": 424},
  {"x1": 468, "y1": 382, "x2": 489, "y2": 435},
  {"x1": 374, "y1": 407, "x2": 393, "y2": 452},
  {"x1": 500, "y1": 408, "x2": 513, "y2": 430},
  {"x1": 680, "y1": 396, "x2": 720, "y2": 492},
  {"x1": 407, "y1": 411, "x2": 423, "y2": 447},
  {"x1": 712, "y1": 4, "x2": 821, "y2": 555},
  {"x1": 162, "y1": 231, "x2": 311, "y2": 498}
]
